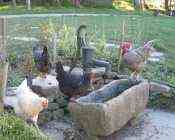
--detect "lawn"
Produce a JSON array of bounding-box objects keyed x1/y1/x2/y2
[{"x1": 0, "y1": 5, "x2": 122, "y2": 15}]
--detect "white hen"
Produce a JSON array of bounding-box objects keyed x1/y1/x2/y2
[{"x1": 4, "y1": 79, "x2": 48, "y2": 124}]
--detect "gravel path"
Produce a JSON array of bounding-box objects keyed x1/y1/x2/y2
[
  {"x1": 103, "y1": 109, "x2": 175, "y2": 140},
  {"x1": 41, "y1": 109, "x2": 175, "y2": 140}
]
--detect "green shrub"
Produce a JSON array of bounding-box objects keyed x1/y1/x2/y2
[{"x1": 0, "y1": 113, "x2": 50, "y2": 140}]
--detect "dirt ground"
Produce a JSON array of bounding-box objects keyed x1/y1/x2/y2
[
  {"x1": 102, "y1": 109, "x2": 175, "y2": 140},
  {"x1": 41, "y1": 109, "x2": 175, "y2": 140}
]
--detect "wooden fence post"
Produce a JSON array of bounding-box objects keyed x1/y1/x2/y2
[{"x1": 0, "y1": 16, "x2": 8, "y2": 112}]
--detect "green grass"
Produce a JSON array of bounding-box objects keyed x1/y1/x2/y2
[
  {"x1": 0, "y1": 113, "x2": 50, "y2": 140},
  {"x1": 0, "y1": 4, "x2": 124, "y2": 15},
  {"x1": 0, "y1": 0, "x2": 137, "y2": 15}
]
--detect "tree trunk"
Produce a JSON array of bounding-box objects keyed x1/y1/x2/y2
[
  {"x1": 0, "y1": 63, "x2": 8, "y2": 112},
  {"x1": 142, "y1": 0, "x2": 146, "y2": 10},
  {"x1": 12, "y1": 0, "x2": 16, "y2": 7},
  {"x1": 134, "y1": 0, "x2": 144, "y2": 10},
  {"x1": 165, "y1": 0, "x2": 169, "y2": 12},
  {"x1": 169, "y1": 0, "x2": 173, "y2": 11},
  {"x1": 26, "y1": 0, "x2": 31, "y2": 10},
  {"x1": 0, "y1": 17, "x2": 8, "y2": 112}
]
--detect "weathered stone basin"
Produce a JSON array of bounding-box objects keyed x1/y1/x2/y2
[{"x1": 69, "y1": 80, "x2": 150, "y2": 138}]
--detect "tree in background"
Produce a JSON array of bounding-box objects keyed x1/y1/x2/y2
[
  {"x1": 72, "y1": 0, "x2": 81, "y2": 7},
  {"x1": 165, "y1": 0, "x2": 174, "y2": 14},
  {"x1": 133, "y1": 0, "x2": 145, "y2": 10},
  {"x1": 12, "y1": 0, "x2": 16, "y2": 7},
  {"x1": 26, "y1": 0, "x2": 31, "y2": 10},
  {"x1": 165, "y1": 0, "x2": 169, "y2": 12}
]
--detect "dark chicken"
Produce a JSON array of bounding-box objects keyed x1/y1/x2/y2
[
  {"x1": 33, "y1": 43, "x2": 51, "y2": 78},
  {"x1": 55, "y1": 61, "x2": 93, "y2": 99}
]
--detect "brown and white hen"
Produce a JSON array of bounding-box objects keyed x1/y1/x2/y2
[{"x1": 121, "y1": 40, "x2": 155, "y2": 80}]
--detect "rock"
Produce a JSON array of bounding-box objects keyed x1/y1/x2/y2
[
  {"x1": 48, "y1": 103, "x2": 60, "y2": 111},
  {"x1": 41, "y1": 121, "x2": 73, "y2": 140},
  {"x1": 33, "y1": 75, "x2": 58, "y2": 88},
  {"x1": 69, "y1": 81, "x2": 150, "y2": 138},
  {"x1": 52, "y1": 109, "x2": 65, "y2": 120},
  {"x1": 63, "y1": 123, "x2": 87, "y2": 140},
  {"x1": 38, "y1": 112, "x2": 52, "y2": 125},
  {"x1": 31, "y1": 75, "x2": 59, "y2": 97},
  {"x1": 64, "y1": 128, "x2": 84, "y2": 140},
  {"x1": 149, "y1": 82, "x2": 172, "y2": 94}
]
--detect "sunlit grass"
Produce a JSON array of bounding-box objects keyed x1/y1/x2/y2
[
  {"x1": 113, "y1": 0, "x2": 134, "y2": 11},
  {"x1": 0, "y1": 5, "x2": 10, "y2": 11}
]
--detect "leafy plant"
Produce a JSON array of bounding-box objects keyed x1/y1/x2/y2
[
  {"x1": 58, "y1": 24, "x2": 76, "y2": 57},
  {"x1": 39, "y1": 19, "x2": 57, "y2": 44},
  {"x1": 0, "y1": 113, "x2": 50, "y2": 140}
]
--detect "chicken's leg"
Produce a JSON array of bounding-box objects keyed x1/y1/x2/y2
[
  {"x1": 31, "y1": 114, "x2": 40, "y2": 132},
  {"x1": 31, "y1": 114, "x2": 38, "y2": 124}
]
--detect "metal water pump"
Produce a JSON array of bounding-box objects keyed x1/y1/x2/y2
[{"x1": 82, "y1": 47, "x2": 111, "y2": 73}]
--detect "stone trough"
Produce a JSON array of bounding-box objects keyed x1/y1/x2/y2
[{"x1": 69, "y1": 79, "x2": 150, "y2": 139}]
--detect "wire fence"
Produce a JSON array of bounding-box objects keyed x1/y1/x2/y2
[{"x1": 5, "y1": 14, "x2": 159, "y2": 86}]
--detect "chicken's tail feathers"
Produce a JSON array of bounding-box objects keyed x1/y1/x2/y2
[
  {"x1": 55, "y1": 61, "x2": 65, "y2": 80},
  {"x1": 55, "y1": 61, "x2": 63, "y2": 72},
  {"x1": 76, "y1": 25, "x2": 87, "y2": 58},
  {"x1": 26, "y1": 73, "x2": 34, "y2": 89},
  {"x1": 144, "y1": 39, "x2": 157, "y2": 47},
  {"x1": 43, "y1": 45, "x2": 48, "y2": 54},
  {"x1": 77, "y1": 25, "x2": 87, "y2": 36},
  {"x1": 16, "y1": 79, "x2": 29, "y2": 94},
  {"x1": 32, "y1": 43, "x2": 39, "y2": 54}
]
